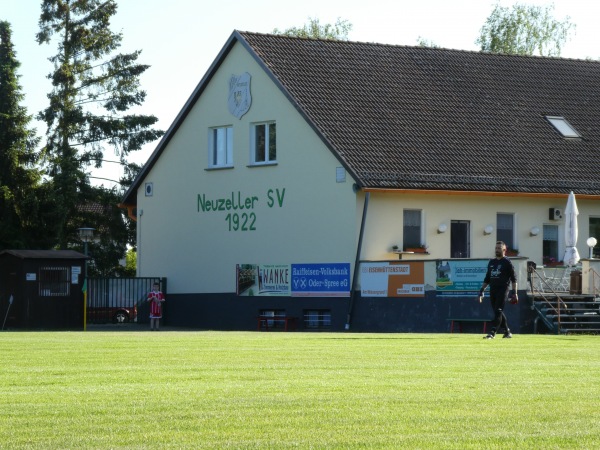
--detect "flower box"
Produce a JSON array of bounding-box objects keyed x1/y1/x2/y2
[{"x1": 405, "y1": 247, "x2": 428, "y2": 253}]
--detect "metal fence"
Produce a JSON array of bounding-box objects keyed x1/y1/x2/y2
[{"x1": 87, "y1": 277, "x2": 166, "y2": 324}]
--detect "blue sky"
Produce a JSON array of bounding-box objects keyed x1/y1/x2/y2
[{"x1": 2, "y1": 0, "x2": 597, "y2": 187}]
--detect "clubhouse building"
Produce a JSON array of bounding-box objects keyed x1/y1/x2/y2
[{"x1": 121, "y1": 31, "x2": 600, "y2": 332}]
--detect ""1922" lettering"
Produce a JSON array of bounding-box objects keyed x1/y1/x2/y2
[{"x1": 225, "y1": 212, "x2": 257, "y2": 231}]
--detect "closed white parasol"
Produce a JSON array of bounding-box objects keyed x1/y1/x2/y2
[{"x1": 563, "y1": 191, "x2": 580, "y2": 266}]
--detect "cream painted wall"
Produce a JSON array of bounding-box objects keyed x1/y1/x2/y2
[
  {"x1": 361, "y1": 192, "x2": 600, "y2": 265},
  {"x1": 136, "y1": 42, "x2": 358, "y2": 293}
]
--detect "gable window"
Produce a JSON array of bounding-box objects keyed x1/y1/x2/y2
[
  {"x1": 208, "y1": 126, "x2": 233, "y2": 168},
  {"x1": 403, "y1": 209, "x2": 422, "y2": 249},
  {"x1": 497, "y1": 213, "x2": 515, "y2": 250},
  {"x1": 251, "y1": 122, "x2": 276, "y2": 164},
  {"x1": 545, "y1": 116, "x2": 581, "y2": 138}
]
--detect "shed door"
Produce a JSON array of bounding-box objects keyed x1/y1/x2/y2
[{"x1": 451, "y1": 220, "x2": 470, "y2": 258}]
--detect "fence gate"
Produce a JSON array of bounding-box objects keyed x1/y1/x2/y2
[{"x1": 87, "y1": 277, "x2": 166, "y2": 324}]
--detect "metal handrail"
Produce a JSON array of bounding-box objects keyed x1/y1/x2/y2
[
  {"x1": 529, "y1": 267, "x2": 569, "y2": 332},
  {"x1": 588, "y1": 267, "x2": 600, "y2": 298}
]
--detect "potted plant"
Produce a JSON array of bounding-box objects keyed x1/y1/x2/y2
[
  {"x1": 391, "y1": 245, "x2": 399, "y2": 252},
  {"x1": 506, "y1": 248, "x2": 519, "y2": 256},
  {"x1": 543, "y1": 256, "x2": 562, "y2": 267}
]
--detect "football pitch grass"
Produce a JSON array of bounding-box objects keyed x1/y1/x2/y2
[{"x1": 1, "y1": 331, "x2": 599, "y2": 449}]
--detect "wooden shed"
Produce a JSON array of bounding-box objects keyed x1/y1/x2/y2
[{"x1": 0, "y1": 250, "x2": 87, "y2": 330}]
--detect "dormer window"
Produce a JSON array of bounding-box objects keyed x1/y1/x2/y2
[{"x1": 545, "y1": 116, "x2": 581, "y2": 138}]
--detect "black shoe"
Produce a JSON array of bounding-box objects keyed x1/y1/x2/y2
[
  {"x1": 483, "y1": 333, "x2": 495, "y2": 339},
  {"x1": 503, "y1": 332, "x2": 512, "y2": 338}
]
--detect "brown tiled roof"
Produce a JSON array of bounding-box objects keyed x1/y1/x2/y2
[
  {"x1": 237, "y1": 32, "x2": 600, "y2": 195},
  {"x1": 0, "y1": 250, "x2": 87, "y2": 259},
  {"x1": 77, "y1": 202, "x2": 112, "y2": 215},
  {"x1": 122, "y1": 31, "x2": 600, "y2": 204}
]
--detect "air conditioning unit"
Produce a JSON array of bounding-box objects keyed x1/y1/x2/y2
[{"x1": 549, "y1": 207, "x2": 562, "y2": 220}]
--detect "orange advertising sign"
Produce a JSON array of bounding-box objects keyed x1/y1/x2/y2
[{"x1": 360, "y1": 262, "x2": 425, "y2": 297}]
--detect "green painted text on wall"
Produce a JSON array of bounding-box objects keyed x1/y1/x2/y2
[{"x1": 197, "y1": 188, "x2": 286, "y2": 231}]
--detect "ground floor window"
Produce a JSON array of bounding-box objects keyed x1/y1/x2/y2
[
  {"x1": 497, "y1": 213, "x2": 515, "y2": 250},
  {"x1": 590, "y1": 218, "x2": 600, "y2": 258},
  {"x1": 450, "y1": 220, "x2": 470, "y2": 258},
  {"x1": 259, "y1": 309, "x2": 286, "y2": 329},
  {"x1": 39, "y1": 266, "x2": 70, "y2": 297},
  {"x1": 543, "y1": 224, "x2": 560, "y2": 265},
  {"x1": 403, "y1": 209, "x2": 422, "y2": 249},
  {"x1": 303, "y1": 309, "x2": 331, "y2": 330}
]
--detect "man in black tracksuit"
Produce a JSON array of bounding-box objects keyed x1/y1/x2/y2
[{"x1": 479, "y1": 241, "x2": 518, "y2": 339}]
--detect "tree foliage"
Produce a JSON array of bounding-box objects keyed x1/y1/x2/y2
[
  {"x1": 273, "y1": 17, "x2": 353, "y2": 40},
  {"x1": 476, "y1": 2, "x2": 575, "y2": 56},
  {"x1": 416, "y1": 36, "x2": 439, "y2": 48},
  {"x1": 76, "y1": 186, "x2": 129, "y2": 276},
  {"x1": 0, "y1": 21, "x2": 49, "y2": 249},
  {"x1": 35, "y1": 0, "x2": 163, "y2": 270}
]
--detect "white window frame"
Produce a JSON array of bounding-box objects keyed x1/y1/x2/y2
[
  {"x1": 545, "y1": 116, "x2": 581, "y2": 138},
  {"x1": 403, "y1": 209, "x2": 423, "y2": 249},
  {"x1": 250, "y1": 121, "x2": 276, "y2": 165},
  {"x1": 208, "y1": 126, "x2": 233, "y2": 168}
]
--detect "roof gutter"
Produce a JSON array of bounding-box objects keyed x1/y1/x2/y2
[{"x1": 362, "y1": 188, "x2": 600, "y2": 200}]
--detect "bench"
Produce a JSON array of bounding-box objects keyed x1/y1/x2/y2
[
  {"x1": 257, "y1": 315, "x2": 298, "y2": 331},
  {"x1": 447, "y1": 318, "x2": 492, "y2": 334}
]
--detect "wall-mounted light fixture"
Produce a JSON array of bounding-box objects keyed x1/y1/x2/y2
[
  {"x1": 530, "y1": 226, "x2": 540, "y2": 237},
  {"x1": 587, "y1": 237, "x2": 597, "y2": 259},
  {"x1": 483, "y1": 225, "x2": 494, "y2": 235},
  {"x1": 437, "y1": 223, "x2": 447, "y2": 234}
]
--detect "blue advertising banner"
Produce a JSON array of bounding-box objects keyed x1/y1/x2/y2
[{"x1": 291, "y1": 263, "x2": 351, "y2": 297}]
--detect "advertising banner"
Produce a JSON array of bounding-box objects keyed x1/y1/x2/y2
[
  {"x1": 360, "y1": 261, "x2": 425, "y2": 297},
  {"x1": 291, "y1": 263, "x2": 350, "y2": 297},
  {"x1": 237, "y1": 263, "x2": 350, "y2": 297},
  {"x1": 236, "y1": 264, "x2": 290, "y2": 296},
  {"x1": 435, "y1": 260, "x2": 488, "y2": 296}
]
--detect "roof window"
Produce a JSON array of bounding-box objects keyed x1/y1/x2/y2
[{"x1": 545, "y1": 116, "x2": 581, "y2": 138}]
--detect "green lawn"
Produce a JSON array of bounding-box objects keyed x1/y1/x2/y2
[{"x1": 1, "y1": 331, "x2": 599, "y2": 449}]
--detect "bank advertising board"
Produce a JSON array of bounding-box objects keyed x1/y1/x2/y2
[{"x1": 236, "y1": 263, "x2": 350, "y2": 297}]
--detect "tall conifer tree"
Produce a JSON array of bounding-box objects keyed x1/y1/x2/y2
[
  {"x1": 36, "y1": 0, "x2": 163, "y2": 250},
  {"x1": 0, "y1": 21, "x2": 43, "y2": 249}
]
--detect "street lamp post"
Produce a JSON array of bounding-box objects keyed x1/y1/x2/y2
[
  {"x1": 78, "y1": 227, "x2": 95, "y2": 332},
  {"x1": 78, "y1": 227, "x2": 95, "y2": 276}
]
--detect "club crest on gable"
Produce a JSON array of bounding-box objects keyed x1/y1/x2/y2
[{"x1": 228, "y1": 72, "x2": 252, "y2": 119}]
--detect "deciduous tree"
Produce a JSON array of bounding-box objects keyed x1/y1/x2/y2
[
  {"x1": 273, "y1": 17, "x2": 353, "y2": 40},
  {"x1": 476, "y1": 3, "x2": 574, "y2": 56}
]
